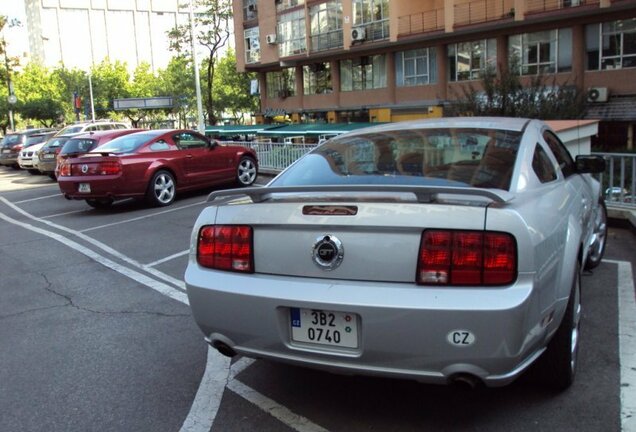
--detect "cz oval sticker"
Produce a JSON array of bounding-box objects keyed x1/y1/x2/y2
[{"x1": 447, "y1": 330, "x2": 475, "y2": 347}]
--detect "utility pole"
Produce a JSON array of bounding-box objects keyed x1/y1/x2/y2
[
  {"x1": 189, "y1": 0, "x2": 205, "y2": 135},
  {"x1": 1, "y1": 35, "x2": 15, "y2": 131}
]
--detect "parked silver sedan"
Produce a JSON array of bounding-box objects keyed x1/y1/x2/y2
[{"x1": 185, "y1": 118, "x2": 607, "y2": 391}]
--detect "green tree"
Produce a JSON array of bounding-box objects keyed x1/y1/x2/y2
[
  {"x1": 446, "y1": 59, "x2": 587, "y2": 119},
  {"x1": 89, "y1": 59, "x2": 130, "y2": 119},
  {"x1": 53, "y1": 67, "x2": 92, "y2": 123},
  {"x1": 13, "y1": 62, "x2": 66, "y2": 127},
  {"x1": 157, "y1": 56, "x2": 197, "y2": 128},
  {"x1": 167, "y1": 0, "x2": 232, "y2": 125},
  {"x1": 121, "y1": 62, "x2": 159, "y2": 127},
  {"x1": 213, "y1": 49, "x2": 259, "y2": 123},
  {"x1": 19, "y1": 98, "x2": 64, "y2": 127}
]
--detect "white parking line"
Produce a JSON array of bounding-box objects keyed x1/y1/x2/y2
[
  {"x1": 0, "y1": 197, "x2": 186, "y2": 290},
  {"x1": 606, "y1": 259, "x2": 636, "y2": 432},
  {"x1": 0, "y1": 210, "x2": 188, "y2": 305},
  {"x1": 147, "y1": 250, "x2": 189, "y2": 267},
  {"x1": 42, "y1": 209, "x2": 88, "y2": 218},
  {"x1": 179, "y1": 347, "x2": 231, "y2": 432},
  {"x1": 14, "y1": 193, "x2": 62, "y2": 203},
  {"x1": 79, "y1": 200, "x2": 207, "y2": 232}
]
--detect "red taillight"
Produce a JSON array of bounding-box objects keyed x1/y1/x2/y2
[
  {"x1": 58, "y1": 162, "x2": 70, "y2": 177},
  {"x1": 418, "y1": 230, "x2": 516, "y2": 286},
  {"x1": 197, "y1": 225, "x2": 253, "y2": 273},
  {"x1": 98, "y1": 161, "x2": 121, "y2": 175}
]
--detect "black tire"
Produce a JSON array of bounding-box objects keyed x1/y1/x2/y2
[
  {"x1": 11, "y1": 164, "x2": 20, "y2": 170},
  {"x1": 146, "y1": 170, "x2": 176, "y2": 207},
  {"x1": 584, "y1": 200, "x2": 607, "y2": 270},
  {"x1": 48, "y1": 173, "x2": 57, "y2": 181},
  {"x1": 236, "y1": 156, "x2": 257, "y2": 187},
  {"x1": 28, "y1": 169, "x2": 40, "y2": 175},
  {"x1": 541, "y1": 262, "x2": 581, "y2": 392},
  {"x1": 86, "y1": 198, "x2": 113, "y2": 209}
]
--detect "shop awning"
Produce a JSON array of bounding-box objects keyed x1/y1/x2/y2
[
  {"x1": 205, "y1": 124, "x2": 278, "y2": 136},
  {"x1": 257, "y1": 123, "x2": 381, "y2": 137}
]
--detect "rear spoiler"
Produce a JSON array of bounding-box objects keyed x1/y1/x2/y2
[{"x1": 207, "y1": 185, "x2": 512, "y2": 204}]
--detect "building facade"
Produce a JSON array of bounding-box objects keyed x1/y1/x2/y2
[
  {"x1": 232, "y1": 0, "x2": 636, "y2": 149},
  {"x1": 24, "y1": 0, "x2": 191, "y2": 72}
]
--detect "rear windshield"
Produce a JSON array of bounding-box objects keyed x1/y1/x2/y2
[
  {"x1": 25, "y1": 134, "x2": 50, "y2": 146},
  {"x1": 61, "y1": 138, "x2": 98, "y2": 155},
  {"x1": 91, "y1": 133, "x2": 152, "y2": 154},
  {"x1": 271, "y1": 128, "x2": 522, "y2": 190},
  {"x1": 2, "y1": 134, "x2": 22, "y2": 146},
  {"x1": 43, "y1": 137, "x2": 71, "y2": 149},
  {"x1": 56, "y1": 125, "x2": 85, "y2": 135}
]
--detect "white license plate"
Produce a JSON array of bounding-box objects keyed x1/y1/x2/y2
[
  {"x1": 78, "y1": 183, "x2": 91, "y2": 193},
  {"x1": 2, "y1": 149, "x2": 10, "y2": 154},
  {"x1": 290, "y1": 308, "x2": 359, "y2": 349},
  {"x1": 43, "y1": 154, "x2": 55, "y2": 159}
]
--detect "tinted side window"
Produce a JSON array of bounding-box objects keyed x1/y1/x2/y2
[
  {"x1": 543, "y1": 131, "x2": 575, "y2": 177},
  {"x1": 174, "y1": 133, "x2": 207, "y2": 149},
  {"x1": 532, "y1": 144, "x2": 557, "y2": 183}
]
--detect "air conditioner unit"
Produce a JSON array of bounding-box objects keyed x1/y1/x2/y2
[
  {"x1": 266, "y1": 34, "x2": 277, "y2": 44},
  {"x1": 351, "y1": 27, "x2": 366, "y2": 42},
  {"x1": 247, "y1": 3, "x2": 257, "y2": 12},
  {"x1": 587, "y1": 87, "x2": 608, "y2": 103}
]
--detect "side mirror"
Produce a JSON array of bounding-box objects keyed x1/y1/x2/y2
[
  {"x1": 575, "y1": 155, "x2": 606, "y2": 174},
  {"x1": 205, "y1": 137, "x2": 217, "y2": 149}
]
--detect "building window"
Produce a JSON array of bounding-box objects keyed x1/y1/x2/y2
[
  {"x1": 340, "y1": 55, "x2": 387, "y2": 91},
  {"x1": 276, "y1": 0, "x2": 305, "y2": 12},
  {"x1": 244, "y1": 27, "x2": 260, "y2": 64},
  {"x1": 310, "y1": 1, "x2": 343, "y2": 52},
  {"x1": 303, "y1": 63, "x2": 332, "y2": 95},
  {"x1": 586, "y1": 19, "x2": 636, "y2": 70},
  {"x1": 278, "y1": 10, "x2": 307, "y2": 57},
  {"x1": 509, "y1": 29, "x2": 572, "y2": 75},
  {"x1": 243, "y1": 0, "x2": 258, "y2": 21},
  {"x1": 266, "y1": 68, "x2": 296, "y2": 99},
  {"x1": 448, "y1": 39, "x2": 496, "y2": 82},
  {"x1": 396, "y1": 48, "x2": 437, "y2": 86},
  {"x1": 352, "y1": 0, "x2": 389, "y2": 42}
]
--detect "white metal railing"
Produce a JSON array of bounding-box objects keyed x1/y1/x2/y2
[
  {"x1": 594, "y1": 152, "x2": 636, "y2": 209},
  {"x1": 224, "y1": 141, "x2": 318, "y2": 174},
  {"x1": 224, "y1": 142, "x2": 636, "y2": 210}
]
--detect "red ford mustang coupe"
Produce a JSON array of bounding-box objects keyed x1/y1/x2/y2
[{"x1": 57, "y1": 129, "x2": 258, "y2": 208}]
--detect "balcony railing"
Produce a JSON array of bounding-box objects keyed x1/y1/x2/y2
[
  {"x1": 354, "y1": 19, "x2": 390, "y2": 42},
  {"x1": 454, "y1": 0, "x2": 514, "y2": 27},
  {"x1": 311, "y1": 30, "x2": 344, "y2": 52},
  {"x1": 398, "y1": 9, "x2": 444, "y2": 37},
  {"x1": 594, "y1": 152, "x2": 636, "y2": 209},
  {"x1": 526, "y1": 0, "x2": 600, "y2": 14}
]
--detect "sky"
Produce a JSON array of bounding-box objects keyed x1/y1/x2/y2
[{"x1": 0, "y1": 0, "x2": 29, "y2": 60}]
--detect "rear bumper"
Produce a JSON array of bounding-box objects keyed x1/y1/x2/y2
[
  {"x1": 57, "y1": 175, "x2": 143, "y2": 200},
  {"x1": 0, "y1": 154, "x2": 18, "y2": 166},
  {"x1": 185, "y1": 265, "x2": 551, "y2": 387}
]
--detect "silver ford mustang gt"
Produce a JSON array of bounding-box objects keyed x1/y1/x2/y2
[{"x1": 185, "y1": 118, "x2": 607, "y2": 391}]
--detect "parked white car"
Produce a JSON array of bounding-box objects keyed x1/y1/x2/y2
[
  {"x1": 185, "y1": 117, "x2": 608, "y2": 391},
  {"x1": 18, "y1": 131, "x2": 57, "y2": 174}
]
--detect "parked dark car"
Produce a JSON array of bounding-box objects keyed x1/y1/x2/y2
[
  {"x1": 57, "y1": 129, "x2": 258, "y2": 208},
  {"x1": 0, "y1": 128, "x2": 57, "y2": 168},
  {"x1": 36, "y1": 135, "x2": 79, "y2": 179}
]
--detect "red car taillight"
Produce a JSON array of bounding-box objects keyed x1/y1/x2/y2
[
  {"x1": 58, "y1": 162, "x2": 70, "y2": 177},
  {"x1": 417, "y1": 230, "x2": 516, "y2": 286},
  {"x1": 98, "y1": 161, "x2": 121, "y2": 175},
  {"x1": 197, "y1": 225, "x2": 253, "y2": 273}
]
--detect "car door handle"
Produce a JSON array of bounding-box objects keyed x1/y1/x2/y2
[{"x1": 186, "y1": 154, "x2": 193, "y2": 159}]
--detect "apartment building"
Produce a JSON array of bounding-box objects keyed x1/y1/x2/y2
[{"x1": 232, "y1": 0, "x2": 636, "y2": 149}]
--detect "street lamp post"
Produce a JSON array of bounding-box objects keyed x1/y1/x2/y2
[{"x1": 2, "y1": 36, "x2": 15, "y2": 131}]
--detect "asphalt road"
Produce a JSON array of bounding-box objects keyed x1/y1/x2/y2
[{"x1": 0, "y1": 166, "x2": 634, "y2": 432}]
